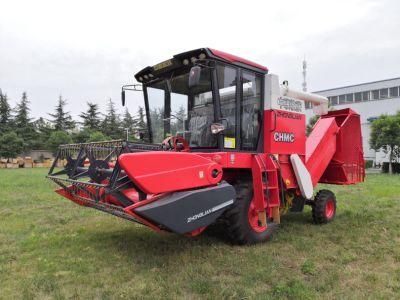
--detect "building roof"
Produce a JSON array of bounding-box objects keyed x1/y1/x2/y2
[{"x1": 313, "y1": 77, "x2": 400, "y2": 93}]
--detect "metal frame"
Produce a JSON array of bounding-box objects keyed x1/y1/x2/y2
[
  {"x1": 141, "y1": 59, "x2": 266, "y2": 153},
  {"x1": 47, "y1": 140, "x2": 162, "y2": 214}
]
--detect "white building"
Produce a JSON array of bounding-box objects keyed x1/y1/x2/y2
[{"x1": 305, "y1": 77, "x2": 400, "y2": 164}]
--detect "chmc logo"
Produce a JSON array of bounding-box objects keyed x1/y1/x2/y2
[{"x1": 273, "y1": 132, "x2": 295, "y2": 143}]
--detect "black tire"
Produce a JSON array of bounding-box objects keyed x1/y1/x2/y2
[
  {"x1": 290, "y1": 194, "x2": 306, "y2": 212},
  {"x1": 223, "y1": 179, "x2": 277, "y2": 245},
  {"x1": 312, "y1": 189, "x2": 336, "y2": 224}
]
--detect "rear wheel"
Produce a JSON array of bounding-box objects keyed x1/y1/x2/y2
[
  {"x1": 312, "y1": 189, "x2": 336, "y2": 224},
  {"x1": 223, "y1": 179, "x2": 277, "y2": 244}
]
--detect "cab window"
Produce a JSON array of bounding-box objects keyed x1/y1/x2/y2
[
  {"x1": 241, "y1": 71, "x2": 262, "y2": 151},
  {"x1": 216, "y1": 64, "x2": 237, "y2": 149}
]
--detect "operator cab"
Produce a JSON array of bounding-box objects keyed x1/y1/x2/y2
[{"x1": 125, "y1": 48, "x2": 268, "y2": 152}]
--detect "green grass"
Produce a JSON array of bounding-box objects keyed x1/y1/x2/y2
[{"x1": 1, "y1": 169, "x2": 400, "y2": 299}]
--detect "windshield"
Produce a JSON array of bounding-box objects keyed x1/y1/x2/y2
[{"x1": 145, "y1": 67, "x2": 217, "y2": 148}]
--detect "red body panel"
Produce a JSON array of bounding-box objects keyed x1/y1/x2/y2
[
  {"x1": 319, "y1": 109, "x2": 365, "y2": 184},
  {"x1": 306, "y1": 109, "x2": 364, "y2": 185},
  {"x1": 264, "y1": 109, "x2": 306, "y2": 155},
  {"x1": 278, "y1": 155, "x2": 299, "y2": 189},
  {"x1": 196, "y1": 152, "x2": 253, "y2": 168},
  {"x1": 118, "y1": 152, "x2": 222, "y2": 194},
  {"x1": 306, "y1": 117, "x2": 339, "y2": 186},
  {"x1": 209, "y1": 48, "x2": 268, "y2": 71}
]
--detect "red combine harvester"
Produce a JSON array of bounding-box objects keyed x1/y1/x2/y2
[{"x1": 47, "y1": 48, "x2": 365, "y2": 244}]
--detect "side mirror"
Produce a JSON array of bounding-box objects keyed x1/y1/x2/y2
[
  {"x1": 211, "y1": 123, "x2": 225, "y2": 135},
  {"x1": 188, "y1": 66, "x2": 201, "y2": 88},
  {"x1": 121, "y1": 90, "x2": 126, "y2": 106}
]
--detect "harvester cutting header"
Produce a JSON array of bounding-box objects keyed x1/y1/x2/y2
[{"x1": 48, "y1": 48, "x2": 364, "y2": 244}]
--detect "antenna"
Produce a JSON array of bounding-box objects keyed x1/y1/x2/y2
[{"x1": 302, "y1": 55, "x2": 307, "y2": 92}]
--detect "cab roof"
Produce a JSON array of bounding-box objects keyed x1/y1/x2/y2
[{"x1": 134, "y1": 48, "x2": 268, "y2": 83}]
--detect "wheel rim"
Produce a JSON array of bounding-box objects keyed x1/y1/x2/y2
[
  {"x1": 248, "y1": 197, "x2": 267, "y2": 233},
  {"x1": 325, "y1": 199, "x2": 335, "y2": 219}
]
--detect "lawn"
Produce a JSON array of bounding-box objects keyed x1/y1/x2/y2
[{"x1": 1, "y1": 169, "x2": 400, "y2": 299}]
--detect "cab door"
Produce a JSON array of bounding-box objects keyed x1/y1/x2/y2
[
  {"x1": 214, "y1": 64, "x2": 264, "y2": 152},
  {"x1": 215, "y1": 63, "x2": 239, "y2": 150},
  {"x1": 240, "y1": 70, "x2": 263, "y2": 151}
]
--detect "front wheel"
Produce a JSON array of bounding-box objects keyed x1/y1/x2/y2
[
  {"x1": 223, "y1": 180, "x2": 277, "y2": 244},
  {"x1": 312, "y1": 189, "x2": 337, "y2": 224}
]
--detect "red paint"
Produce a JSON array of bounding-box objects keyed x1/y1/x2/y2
[
  {"x1": 198, "y1": 152, "x2": 253, "y2": 168},
  {"x1": 278, "y1": 155, "x2": 298, "y2": 189},
  {"x1": 252, "y1": 154, "x2": 267, "y2": 214},
  {"x1": 186, "y1": 227, "x2": 206, "y2": 237},
  {"x1": 306, "y1": 117, "x2": 339, "y2": 186},
  {"x1": 123, "y1": 194, "x2": 166, "y2": 232},
  {"x1": 248, "y1": 197, "x2": 267, "y2": 233},
  {"x1": 309, "y1": 109, "x2": 365, "y2": 185},
  {"x1": 55, "y1": 188, "x2": 88, "y2": 207},
  {"x1": 325, "y1": 199, "x2": 335, "y2": 219},
  {"x1": 121, "y1": 188, "x2": 140, "y2": 204},
  {"x1": 209, "y1": 48, "x2": 268, "y2": 71},
  {"x1": 264, "y1": 109, "x2": 306, "y2": 155},
  {"x1": 118, "y1": 152, "x2": 223, "y2": 194}
]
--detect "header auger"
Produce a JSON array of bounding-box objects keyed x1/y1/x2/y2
[{"x1": 48, "y1": 48, "x2": 364, "y2": 244}]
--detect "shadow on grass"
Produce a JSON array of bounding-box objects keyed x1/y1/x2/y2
[
  {"x1": 84, "y1": 224, "x2": 227, "y2": 267},
  {"x1": 74, "y1": 205, "x2": 367, "y2": 268},
  {"x1": 83, "y1": 211, "x2": 315, "y2": 261}
]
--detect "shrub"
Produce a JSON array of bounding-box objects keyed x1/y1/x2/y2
[
  {"x1": 382, "y1": 162, "x2": 400, "y2": 174},
  {"x1": 88, "y1": 131, "x2": 109, "y2": 143},
  {"x1": 365, "y1": 160, "x2": 373, "y2": 169},
  {"x1": 47, "y1": 131, "x2": 73, "y2": 154},
  {"x1": 0, "y1": 131, "x2": 24, "y2": 158}
]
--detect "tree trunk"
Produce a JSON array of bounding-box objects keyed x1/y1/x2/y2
[{"x1": 389, "y1": 148, "x2": 393, "y2": 174}]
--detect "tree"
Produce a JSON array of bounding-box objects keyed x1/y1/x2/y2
[
  {"x1": 79, "y1": 102, "x2": 101, "y2": 130},
  {"x1": 48, "y1": 95, "x2": 75, "y2": 131},
  {"x1": 14, "y1": 92, "x2": 36, "y2": 151},
  {"x1": 0, "y1": 131, "x2": 24, "y2": 158},
  {"x1": 88, "y1": 131, "x2": 109, "y2": 142},
  {"x1": 306, "y1": 103, "x2": 334, "y2": 136},
  {"x1": 32, "y1": 117, "x2": 53, "y2": 149},
  {"x1": 306, "y1": 115, "x2": 319, "y2": 136},
  {"x1": 0, "y1": 92, "x2": 12, "y2": 132},
  {"x1": 370, "y1": 112, "x2": 400, "y2": 174},
  {"x1": 14, "y1": 92, "x2": 32, "y2": 129},
  {"x1": 47, "y1": 131, "x2": 73, "y2": 154},
  {"x1": 172, "y1": 105, "x2": 186, "y2": 134},
  {"x1": 101, "y1": 98, "x2": 122, "y2": 139},
  {"x1": 134, "y1": 106, "x2": 148, "y2": 140},
  {"x1": 121, "y1": 108, "x2": 137, "y2": 140},
  {"x1": 149, "y1": 107, "x2": 164, "y2": 142},
  {"x1": 72, "y1": 128, "x2": 93, "y2": 143}
]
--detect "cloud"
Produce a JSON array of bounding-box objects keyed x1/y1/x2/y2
[{"x1": 0, "y1": 0, "x2": 398, "y2": 119}]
